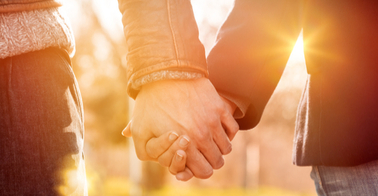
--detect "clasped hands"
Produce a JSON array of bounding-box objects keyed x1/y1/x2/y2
[{"x1": 123, "y1": 78, "x2": 238, "y2": 181}]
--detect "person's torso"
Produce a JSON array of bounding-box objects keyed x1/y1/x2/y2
[{"x1": 294, "y1": 0, "x2": 378, "y2": 166}]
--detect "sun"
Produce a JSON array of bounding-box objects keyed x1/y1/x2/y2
[{"x1": 289, "y1": 32, "x2": 305, "y2": 62}]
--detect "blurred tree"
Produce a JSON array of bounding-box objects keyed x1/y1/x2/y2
[
  {"x1": 142, "y1": 162, "x2": 166, "y2": 192},
  {"x1": 69, "y1": 0, "x2": 129, "y2": 147},
  {"x1": 67, "y1": 0, "x2": 168, "y2": 192}
]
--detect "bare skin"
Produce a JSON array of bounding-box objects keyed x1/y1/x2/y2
[{"x1": 123, "y1": 78, "x2": 238, "y2": 180}]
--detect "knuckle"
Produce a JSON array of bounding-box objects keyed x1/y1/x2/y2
[
  {"x1": 208, "y1": 115, "x2": 219, "y2": 128},
  {"x1": 212, "y1": 157, "x2": 225, "y2": 170},
  {"x1": 222, "y1": 143, "x2": 232, "y2": 155},
  {"x1": 136, "y1": 152, "x2": 150, "y2": 161},
  {"x1": 220, "y1": 108, "x2": 229, "y2": 118},
  {"x1": 168, "y1": 167, "x2": 178, "y2": 175},
  {"x1": 208, "y1": 122, "x2": 219, "y2": 131},
  {"x1": 215, "y1": 102, "x2": 224, "y2": 112},
  {"x1": 158, "y1": 156, "x2": 171, "y2": 167},
  {"x1": 196, "y1": 168, "x2": 213, "y2": 179},
  {"x1": 145, "y1": 147, "x2": 157, "y2": 159},
  {"x1": 194, "y1": 130, "x2": 211, "y2": 144},
  {"x1": 231, "y1": 123, "x2": 240, "y2": 133}
]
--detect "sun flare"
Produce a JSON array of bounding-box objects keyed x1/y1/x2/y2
[{"x1": 289, "y1": 32, "x2": 305, "y2": 62}]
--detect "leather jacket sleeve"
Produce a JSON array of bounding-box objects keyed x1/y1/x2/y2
[{"x1": 118, "y1": 0, "x2": 208, "y2": 99}]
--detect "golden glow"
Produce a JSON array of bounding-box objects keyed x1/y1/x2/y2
[
  {"x1": 57, "y1": 155, "x2": 87, "y2": 195},
  {"x1": 289, "y1": 33, "x2": 305, "y2": 62}
]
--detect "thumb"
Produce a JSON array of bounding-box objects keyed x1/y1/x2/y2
[{"x1": 122, "y1": 120, "x2": 132, "y2": 137}]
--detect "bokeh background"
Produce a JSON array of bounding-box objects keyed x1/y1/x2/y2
[{"x1": 61, "y1": 0, "x2": 316, "y2": 195}]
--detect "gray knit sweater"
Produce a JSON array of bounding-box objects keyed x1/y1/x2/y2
[{"x1": 0, "y1": 7, "x2": 74, "y2": 59}]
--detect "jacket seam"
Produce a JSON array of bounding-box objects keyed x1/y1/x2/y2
[{"x1": 166, "y1": 0, "x2": 180, "y2": 66}]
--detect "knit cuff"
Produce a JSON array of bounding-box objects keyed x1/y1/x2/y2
[{"x1": 131, "y1": 70, "x2": 205, "y2": 90}]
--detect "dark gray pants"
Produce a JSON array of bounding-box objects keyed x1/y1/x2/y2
[{"x1": 0, "y1": 48, "x2": 87, "y2": 196}]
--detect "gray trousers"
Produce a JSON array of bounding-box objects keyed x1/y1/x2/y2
[{"x1": 0, "y1": 48, "x2": 87, "y2": 196}]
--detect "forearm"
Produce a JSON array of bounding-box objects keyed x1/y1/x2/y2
[
  {"x1": 118, "y1": 0, "x2": 240, "y2": 179},
  {"x1": 118, "y1": 0, "x2": 208, "y2": 99},
  {"x1": 208, "y1": 0, "x2": 303, "y2": 129}
]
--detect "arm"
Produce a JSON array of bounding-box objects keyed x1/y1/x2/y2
[
  {"x1": 208, "y1": 0, "x2": 303, "y2": 129},
  {"x1": 118, "y1": 0, "x2": 239, "y2": 179}
]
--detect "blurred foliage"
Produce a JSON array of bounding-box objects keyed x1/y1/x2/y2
[
  {"x1": 149, "y1": 186, "x2": 316, "y2": 196},
  {"x1": 141, "y1": 162, "x2": 166, "y2": 191},
  {"x1": 88, "y1": 176, "x2": 316, "y2": 196},
  {"x1": 67, "y1": 0, "x2": 129, "y2": 147}
]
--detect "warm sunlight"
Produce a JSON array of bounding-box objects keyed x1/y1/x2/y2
[
  {"x1": 59, "y1": 1, "x2": 313, "y2": 195},
  {"x1": 289, "y1": 32, "x2": 305, "y2": 62}
]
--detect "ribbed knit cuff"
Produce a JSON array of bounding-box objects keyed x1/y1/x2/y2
[
  {"x1": 131, "y1": 70, "x2": 205, "y2": 90},
  {"x1": 0, "y1": 7, "x2": 74, "y2": 59}
]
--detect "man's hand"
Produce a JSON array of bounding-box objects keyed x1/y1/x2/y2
[{"x1": 126, "y1": 78, "x2": 239, "y2": 179}]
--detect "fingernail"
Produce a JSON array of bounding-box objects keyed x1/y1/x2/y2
[
  {"x1": 176, "y1": 173, "x2": 184, "y2": 181},
  {"x1": 179, "y1": 136, "x2": 190, "y2": 147},
  {"x1": 169, "y1": 132, "x2": 179, "y2": 142},
  {"x1": 176, "y1": 152, "x2": 183, "y2": 161}
]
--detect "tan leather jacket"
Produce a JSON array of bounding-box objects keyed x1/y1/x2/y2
[
  {"x1": 118, "y1": 0, "x2": 208, "y2": 99},
  {"x1": 0, "y1": 0, "x2": 61, "y2": 13}
]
